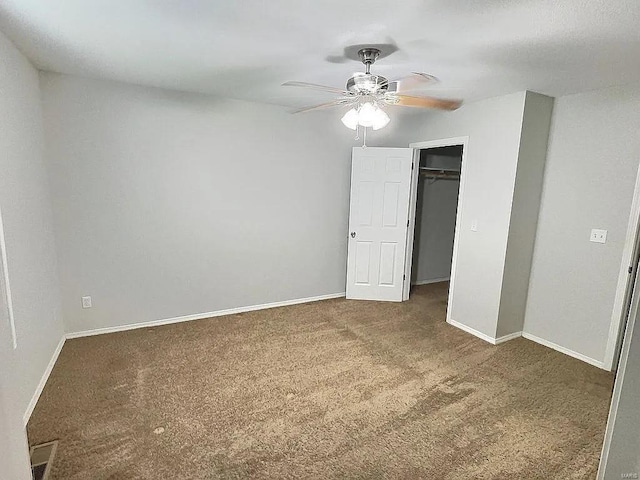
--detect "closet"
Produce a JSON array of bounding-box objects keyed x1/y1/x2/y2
[{"x1": 411, "y1": 145, "x2": 462, "y2": 287}]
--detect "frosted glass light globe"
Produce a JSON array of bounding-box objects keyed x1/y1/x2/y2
[
  {"x1": 357, "y1": 102, "x2": 377, "y2": 127},
  {"x1": 372, "y1": 109, "x2": 390, "y2": 130},
  {"x1": 341, "y1": 108, "x2": 359, "y2": 130}
]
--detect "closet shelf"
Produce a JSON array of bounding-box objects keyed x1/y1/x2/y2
[
  {"x1": 419, "y1": 167, "x2": 460, "y2": 180},
  {"x1": 419, "y1": 167, "x2": 460, "y2": 173}
]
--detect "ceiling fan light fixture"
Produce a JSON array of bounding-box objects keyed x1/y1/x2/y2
[
  {"x1": 357, "y1": 102, "x2": 377, "y2": 127},
  {"x1": 341, "y1": 103, "x2": 390, "y2": 131},
  {"x1": 341, "y1": 108, "x2": 359, "y2": 130},
  {"x1": 372, "y1": 109, "x2": 390, "y2": 130}
]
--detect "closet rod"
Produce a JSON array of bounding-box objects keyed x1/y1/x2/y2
[
  {"x1": 420, "y1": 170, "x2": 460, "y2": 180},
  {"x1": 419, "y1": 167, "x2": 460, "y2": 173}
]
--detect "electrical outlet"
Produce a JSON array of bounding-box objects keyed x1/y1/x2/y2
[
  {"x1": 471, "y1": 220, "x2": 478, "y2": 232},
  {"x1": 590, "y1": 229, "x2": 607, "y2": 244},
  {"x1": 81, "y1": 296, "x2": 92, "y2": 309}
]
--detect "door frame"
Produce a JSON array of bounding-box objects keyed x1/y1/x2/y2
[
  {"x1": 597, "y1": 236, "x2": 640, "y2": 478},
  {"x1": 0, "y1": 205, "x2": 16, "y2": 349},
  {"x1": 403, "y1": 137, "x2": 469, "y2": 325},
  {"x1": 604, "y1": 164, "x2": 640, "y2": 371}
]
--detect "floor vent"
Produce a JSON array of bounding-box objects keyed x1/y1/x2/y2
[{"x1": 30, "y1": 440, "x2": 58, "y2": 480}]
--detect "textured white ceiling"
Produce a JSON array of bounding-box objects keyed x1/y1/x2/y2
[{"x1": 1, "y1": 0, "x2": 640, "y2": 108}]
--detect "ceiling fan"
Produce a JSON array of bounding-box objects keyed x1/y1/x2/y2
[{"x1": 282, "y1": 47, "x2": 462, "y2": 132}]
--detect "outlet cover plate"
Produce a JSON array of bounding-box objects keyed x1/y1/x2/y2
[{"x1": 590, "y1": 229, "x2": 607, "y2": 244}]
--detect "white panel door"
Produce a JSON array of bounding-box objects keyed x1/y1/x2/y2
[{"x1": 346, "y1": 147, "x2": 414, "y2": 301}]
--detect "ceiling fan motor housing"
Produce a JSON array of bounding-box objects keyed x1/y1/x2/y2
[
  {"x1": 346, "y1": 73, "x2": 389, "y2": 94},
  {"x1": 346, "y1": 48, "x2": 389, "y2": 94}
]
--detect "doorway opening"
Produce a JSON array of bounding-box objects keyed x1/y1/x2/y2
[
  {"x1": 605, "y1": 163, "x2": 640, "y2": 371},
  {"x1": 403, "y1": 138, "x2": 468, "y2": 322},
  {"x1": 604, "y1": 165, "x2": 640, "y2": 371},
  {"x1": 344, "y1": 139, "x2": 468, "y2": 305},
  {"x1": 411, "y1": 145, "x2": 462, "y2": 286}
]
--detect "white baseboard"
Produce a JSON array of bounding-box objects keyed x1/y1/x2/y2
[
  {"x1": 522, "y1": 331, "x2": 605, "y2": 369},
  {"x1": 66, "y1": 292, "x2": 346, "y2": 339},
  {"x1": 447, "y1": 318, "x2": 499, "y2": 344},
  {"x1": 447, "y1": 318, "x2": 522, "y2": 345},
  {"x1": 23, "y1": 335, "x2": 66, "y2": 426},
  {"x1": 440, "y1": 319, "x2": 605, "y2": 368},
  {"x1": 412, "y1": 277, "x2": 450, "y2": 286},
  {"x1": 495, "y1": 331, "x2": 523, "y2": 344}
]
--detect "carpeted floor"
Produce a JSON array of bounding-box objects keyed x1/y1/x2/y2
[{"x1": 28, "y1": 283, "x2": 614, "y2": 479}]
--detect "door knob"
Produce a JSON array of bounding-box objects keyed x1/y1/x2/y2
[{"x1": 350, "y1": 232, "x2": 356, "y2": 238}]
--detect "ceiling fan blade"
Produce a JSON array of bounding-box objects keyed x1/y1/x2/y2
[
  {"x1": 389, "y1": 95, "x2": 462, "y2": 111},
  {"x1": 291, "y1": 99, "x2": 353, "y2": 114},
  {"x1": 385, "y1": 73, "x2": 438, "y2": 93},
  {"x1": 282, "y1": 81, "x2": 352, "y2": 96}
]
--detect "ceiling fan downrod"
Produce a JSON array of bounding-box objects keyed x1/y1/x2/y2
[{"x1": 358, "y1": 48, "x2": 380, "y2": 75}]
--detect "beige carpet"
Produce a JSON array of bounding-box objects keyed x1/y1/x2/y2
[{"x1": 28, "y1": 283, "x2": 614, "y2": 479}]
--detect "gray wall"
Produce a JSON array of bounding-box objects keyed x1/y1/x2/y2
[
  {"x1": 40, "y1": 73, "x2": 412, "y2": 334},
  {"x1": 0, "y1": 30, "x2": 63, "y2": 479},
  {"x1": 0, "y1": 309, "x2": 32, "y2": 480},
  {"x1": 497, "y1": 92, "x2": 554, "y2": 337},
  {"x1": 0, "y1": 324, "x2": 32, "y2": 479},
  {"x1": 412, "y1": 173, "x2": 459, "y2": 284},
  {"x1": 524, "y1": 85, "x2": 640, "y2": 364},
  {"x1": 406, "y1": 92, "x2": 527, "y2": 338},
  {"x1": 40, "y1": 76, "x2": 537, "y2": 345}
]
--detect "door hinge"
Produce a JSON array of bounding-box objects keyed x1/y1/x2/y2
[
  {"x1": 403, "y1": 274, "x2": 406, "y2": 281},
  {"x1": 407, "y1": 219, "x2": 410, "y2": 227},
  {"x1": 629, "y1": 266, "x2": 634, "y2": 274},
  {"x1": 412, "y1": 162, "x2": 415, "y2": 170}
]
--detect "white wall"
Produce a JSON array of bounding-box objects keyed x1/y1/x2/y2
[
  {"x1": 41, "y1": 73, "x2": 414, "y2": 334},
  {"x1": 497, "y1": 92, "x2": 554, "y2": 337},
  {"x1": 412, "y1": 176, "x2": 459, "y2": 284},
  {"x1": 524, "y1": 85, "x2": 640, "y2": 365},
  {"x1": 407, "y1": 92, "x2": 527, "y2": 337},
  {"x1": 0, "y1": 30, "x2": 63, "y2": 479}
]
